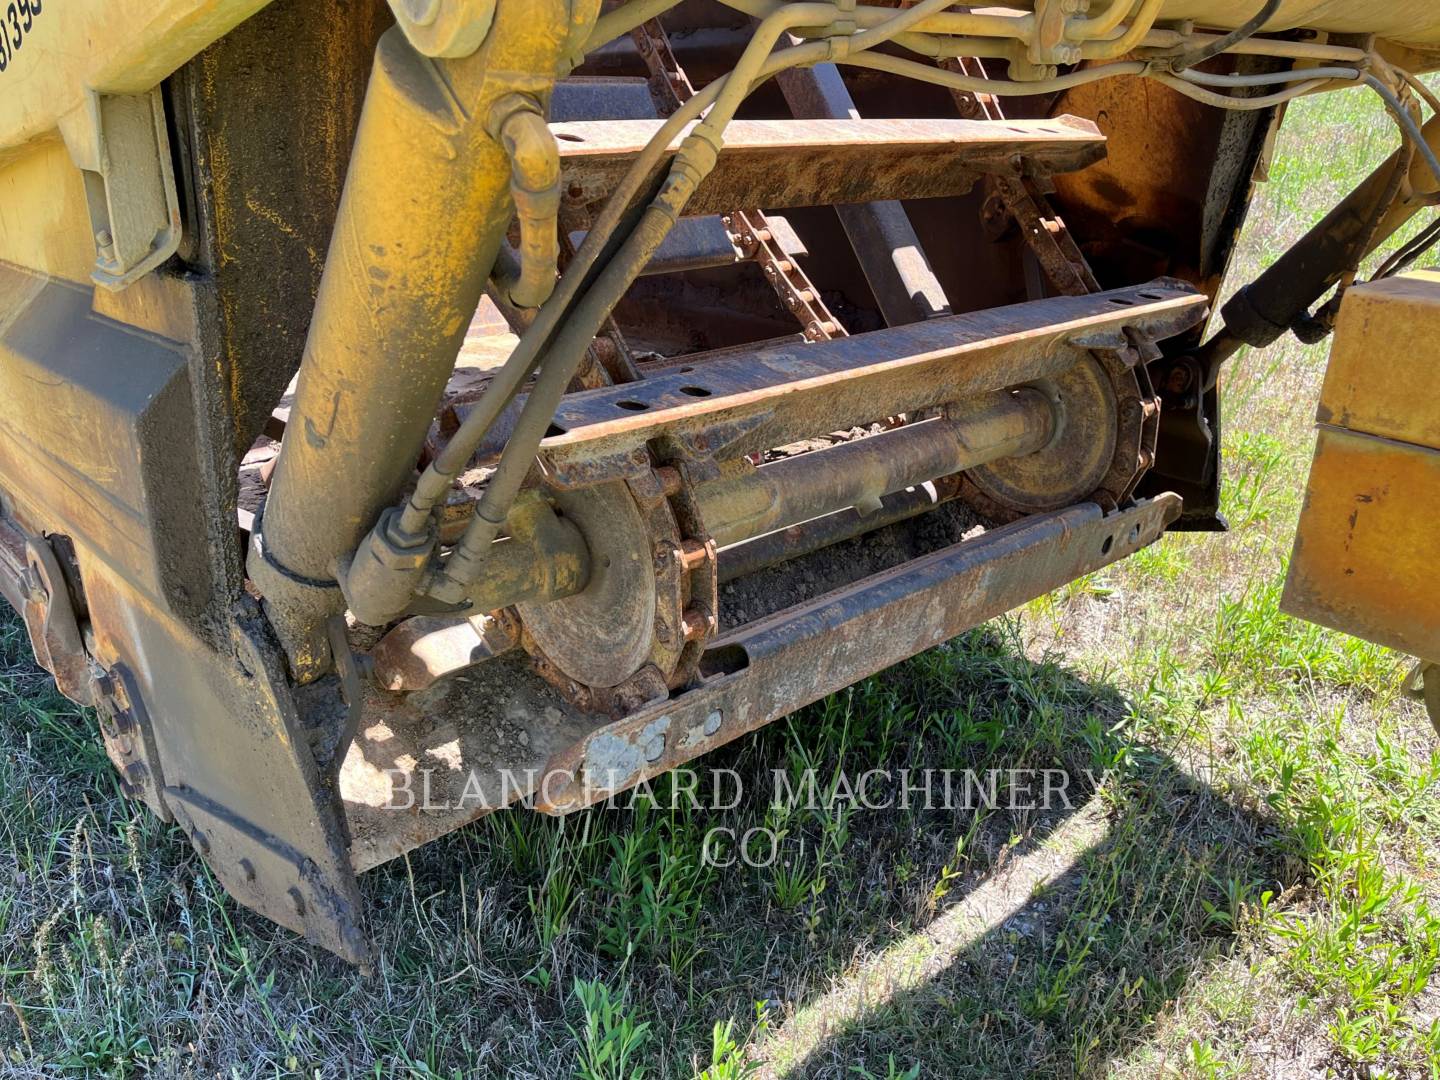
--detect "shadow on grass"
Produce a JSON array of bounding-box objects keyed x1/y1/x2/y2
[{"x1": 0, "y1": 610, "x2": 1301, "y2": 1078}]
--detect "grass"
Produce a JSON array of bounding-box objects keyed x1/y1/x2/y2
[{"x1": 4, "y1": 84, "x2": 1440, "y2": 1078}]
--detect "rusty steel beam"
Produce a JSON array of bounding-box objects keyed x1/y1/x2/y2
[
  {"x1": 554, "y1": 116, "x2": 1107, "y2": 218},
  {"x1": 536, "y1": 281, "x2": 1209, "y2": 486},
  {"x1": 534, "y1": 494, "x2": 1183, "y2": 812}
]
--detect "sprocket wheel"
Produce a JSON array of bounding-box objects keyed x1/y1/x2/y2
[
  {"x1": 515, "y1": 457, "x2": 718, "y2": 717},
  {"x1": 958, "y1": 348, "x2": 1159, "y2": 521}
]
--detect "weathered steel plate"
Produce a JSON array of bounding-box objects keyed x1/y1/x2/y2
[
  {"x1": 1314, "y1": 271, "x2": 1440, "y2": 449},
  {"x1": 536, "y1": 280, "x2": 1208, "y2": 485},
  {"x1": 555, "y1": 115, "x2": 1107, "y2": 216},
  {"x1": 1284, "y1": 426, "x2": 1440, "y2": 661}
]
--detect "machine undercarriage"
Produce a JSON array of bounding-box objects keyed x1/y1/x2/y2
[{"x1": 1, "y1": 0, "x2": 1438, "y2": 963}]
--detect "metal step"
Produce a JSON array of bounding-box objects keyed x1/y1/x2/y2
[{"x1": 556, "y1": 116, "x2": 1107, "y2": 219}]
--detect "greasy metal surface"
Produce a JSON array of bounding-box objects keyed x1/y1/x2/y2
[
  {"x1": 536, "y1": 495, "x2": 1182, "y2": 812},
  {"x1": 536, "y1": 282, "x2": 1207, "y2": 485},
  {"x1": 962, "y1": 356, "x2": 1118, "y2": 515},
  {"x1": 255, "y1": 4, "x2": 584, "y2": 680},
  {"x1": 695, "y1": 392, "x2": 1051, "y2": 548},
  {"x1": 459, "y1": 494, "x2": 591, "y2": 613},
  {"x1": 518, "y1": 481, "x2": 657, "y2": 689},
  {"x1": 1048, "y1": 76, "x2": 1261, "y2": 295},
  {"x1": 555, "y1": 116, "x2": 1107, "y2": 219}
]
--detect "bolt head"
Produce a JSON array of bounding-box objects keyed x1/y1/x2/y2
[
  {"x1": 703, "y1": 709, "x2": 723, "y2": 737},
  {"x1": 644, "y1": 734, "x2": 666, "y2": 762}
]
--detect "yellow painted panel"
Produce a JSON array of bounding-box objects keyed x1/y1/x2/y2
[
  {"x1": 0, "y1": 140, "x2": 98, "y2": 284},
  {"x1": 1318, "y1": 271, "x2": 1440, "y2": 451},
  {"x1": 1283, "y1": 426, "x2": 1440, "y2": 661},
  {"x1": 0, "y1": 0, "x2": 270, "y2": 160}
]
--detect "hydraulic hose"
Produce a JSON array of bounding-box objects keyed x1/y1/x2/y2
[
  {"x1": 430, "y1": 0, "x2": 974, "y2": 602},
  {"x1": 1169, "y1": 0, "x2": 1280, "y2": 73},
  {"x1": 842, "y1": 51, "x2": 1148, "y2": 97},
  {"x1": 1069, "y1": 0, "x2": 1137, "y2": 43},
  {"x1": 429, "y1": 2, "x2": 845, "y2": 601},
  {"x1": 1154, "y1": 73, "x2": 1339, "y2": 110},
  {"x1": 1083, "y1": 0, "x2": 1164, "y2": 60},
  {"x1": 496, "y1": 103, "x2": 562, "y2": 309}
]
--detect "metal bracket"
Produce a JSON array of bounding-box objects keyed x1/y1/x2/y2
[
  {"x1": 60, "y1": 88, "x2": 182, "y2": 291},
  {"x1": 19, "y1": 534, "x2": 94, "y2": 706}
]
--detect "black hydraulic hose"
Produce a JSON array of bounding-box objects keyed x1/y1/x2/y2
[{"x1": 1168, "y1": 0, "x2": 1281, "y2": 73}]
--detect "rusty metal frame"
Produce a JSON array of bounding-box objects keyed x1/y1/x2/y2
[
  {"x1": 535, "y1": 494, "x2": 1182, "y2": 812},
  {"x1": 534, "y1": 281, "x2": 1208, "y2": 486},
  {"x1": 553, "y1": 115, "x2": 1108, "y2": 220}
]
